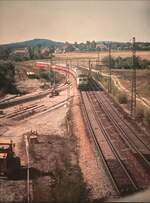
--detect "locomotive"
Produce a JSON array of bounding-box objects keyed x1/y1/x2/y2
[{"x1": 75, "y1": 68, "x2": 89, "y2": 89}]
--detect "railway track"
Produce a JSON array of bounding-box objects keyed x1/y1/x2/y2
[
  {"x1": 81, "y1": 92, "x2": 138, "y2": 196},
  {"x1": 80, "y1": 81, "x2": 150, "y2": 196},
  {"x1": 0, "y1": 82, "x2": 68, "y2": 110},
  {"x1": 91, "y1": 81, "x2": 150, "y2": 164},
  {"x1": 1, "y1": 104, "x2": 47, "y2": 121}
]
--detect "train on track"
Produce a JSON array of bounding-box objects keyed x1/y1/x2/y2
[
  {"x1": 75, "y1": 68, "x2": 90, "y2": 89},
  {"x1": 35, "y1": 61, "x2": 90, "y2": 89}
]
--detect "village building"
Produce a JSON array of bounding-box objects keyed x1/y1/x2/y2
[{"x1": 11, "y1": 47, "x2": 29, "y2": 57}]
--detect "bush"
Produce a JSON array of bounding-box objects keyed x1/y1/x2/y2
[
  {"x1": 117, "y1": 91, "x2": 128, "y2": 104},
  {"x1": 135, "y1": 104, "x2": 144, "y2": 119},
  {"x1": 102, "y1": 56, "x2": 115, "y2": 67},
  {"x1": 38, "y1": 70, "x2": 55, "y2": 84},
  {"x1": 140, "y1": 83, "x2": 150, "y2": 98},
  {"x1": 0, "y1": 60, "x2": 15, "y2": 90},
  {"x1": 0, "y1": 60, "x2": 20, "y2": 94},
  {"x1": 111, "y1": 82, "x2": 128, "y2": 104},
  {"x1": 143, "y1": 109, "x2": 150, "y2": 126},
  {"x1": 102, "y1": 56, "x2": 150, "y2": 69},
  {"x1": 112, "y1": 85, "x2": 119, "y2": 96}
]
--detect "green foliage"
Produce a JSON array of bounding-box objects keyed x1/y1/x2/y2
[
  {"x1": 135, "y1": 104, "x2": 144, "y2": 119},
  {"x1": 135, "y1": 104, "x2": 150, "y2": 126},
  {"x1": 140, "y1": 82, "x2": 150, "y2": 98},
  {"x1": 100, "y1": 76, "x2": 108, "y2": 89},
  {"x1": 101, "y1": 56, "x2": 115, "y2": 67},
  {"x1": 143, "y1": 109, "x2": 150, "y2": 126},
  {"x1": 10, "y1": 55, "x2": 24, "y2": 61},
  {"x1": 28, "y1": 47, "x2": 34, "y2": 59},
  {"x1": 102, "y1": 56, "x2": 150, "y2": 69},
  {"x1": 0, "y1": 48, "x2": 11, "y2": 60},
  {"x1": 111, "y1": 83, "x2": 128, "y2": 104},
  {"x1": 0, "y1": 60, "x2": 17, "y2": 93},
  {"x1": 111, "y1": 85, "x2": 118, "y2": 96},
  {"x1": 38, "y1": 70, "x2": 54, "y2": 84},
  {"x1": 116, "y1": 91, "x2": 128, "y2": 104}
]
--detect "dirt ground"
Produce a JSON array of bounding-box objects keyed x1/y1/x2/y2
[
  {"x1": 0, "y1": 66, "x2": 119, "y2": 202},
  {"x1": 0, "y1": 81, "x2": 88, "y2": 202}
]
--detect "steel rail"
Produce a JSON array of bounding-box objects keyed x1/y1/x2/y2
[
  {"x1": 80, "y1": 92, "x2": 120, "y2": 195},
  {"x1": 90, "y1": 81, "x2": 150, "y2": 168},
  {"x1": 86, "y1": 91, "x2": 138, "y2": 193},
  {"x1": 101, "y1": 91, "x2": 150, "y2": 146},
  {"x1": 92, "y1": 75, "x2": 150, "y2": 140},
  {"x1": 81, "y1": 92, "x2": 139, "y2": 195}
]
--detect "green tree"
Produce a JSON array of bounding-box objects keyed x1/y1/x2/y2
[
  {"x1": 0, "y1": 48, "x2": 11, "y2": 60},
  {"x1": 102, "y1": 56, "x2": 115, "y2": 68},
  {"x1": 0, "y1": 60, "x2": 16, "y2": 92},
  {"x1": 28, "y1": 47, "x2": 34, "y2": 59}
]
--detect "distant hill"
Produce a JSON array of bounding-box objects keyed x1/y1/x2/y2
[
  {"x1": 0, "y1": 39, "x2": 64, "y2": 50},
  {"x1": 0, "y1": 39, "x2": 150, "y2": 52}
]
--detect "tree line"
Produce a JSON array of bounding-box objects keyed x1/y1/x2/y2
[
  {"x1": 102, "y1": 56, "x2": 150, "y2": 69},
  {"x1": 0, "y1": 46, "x2": 54, "y2": 62},
  {"x1": 0, "y1": 60, "x2": 17, "y2": 93}
]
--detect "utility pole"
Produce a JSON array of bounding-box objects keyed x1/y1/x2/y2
[
  {"x1": 89, "y1": 59, "x2": 91, "y2": 77},
  {"x1": 108, "y1": 42, "x2": 112, "y2": 93},
  {"x1": 49, "y1": 58, "x2": 52, "y2": 87},
  {"x1": 52, "y1": 59, "x2": 56, "y2": 91},
  {"x1": 97, "y1": 48, "x2": 100, "y2": 65},
  {"x1": 70, "y1": 59, "x2": 72, "y2": 68},
  {"x1": 66, "y1": 60, "x2": 70, "y2": 105},
  {"x1": 131, "y1": 37, "x2": 136, "y2": 118},
  {"x1": 77, "y1": 59, "x2": 79, "y2": 67},
  {"x1": 66, "y1": 59, "x2": 68, "y2": 83}
]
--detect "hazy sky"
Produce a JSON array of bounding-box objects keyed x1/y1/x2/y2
[{"x1": 0, "y1": 0, "x2": 150, "y2": 44}]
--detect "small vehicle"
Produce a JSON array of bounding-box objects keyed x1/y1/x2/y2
[
  {"x1": 0, "y1": 140, "x2": 21, "y2": 178},
  {"x1": 49, "y1": 89, "x2": 59, "y2": 97}
]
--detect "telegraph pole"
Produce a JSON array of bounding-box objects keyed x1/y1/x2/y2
[
  {"x1": 52, "y1": 59, "x2": 56, "y2": 91},
  {"x1": 66, "y1": 60, "x2": 70, "y2": 105},
  {"x1": 108, "y1": 42, "x2": 112, "y2": 93},
  {"x1": 77, "y1": 59, "x2": 79, "y2": 67},
  {"x1": 89, "y1": 59, "x2": 91, "y2": 77},
  {"x1": 65, "y1": 59, "x2": 68, "y2": 83},
  {"x1": 49, "y1": 60, "x2": 51, "y2": 88},
  {"x1": 97, "y1": 48, "x2": 100, "y2": 65},
  {"x1": 131, "y1": 37, "x2": 136, "y2": 118}
]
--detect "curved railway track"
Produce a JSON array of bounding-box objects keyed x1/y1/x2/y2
[{"x1": 80, "y1": 80, "x2": 150, "y2": 196}]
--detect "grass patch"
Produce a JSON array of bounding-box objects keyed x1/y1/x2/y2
[
  {"x1": 135, "y1": 103, "x2": 150, "y2": 127},
  {"x1": 139, "y1": 82, "x2": 150, "y2": 98},
  {"x1": 111, "y1": 83, "x2": 128, "y2": 104},
  {"x1": 100, "y1": 76, "x2": 109, "y2": 89}
]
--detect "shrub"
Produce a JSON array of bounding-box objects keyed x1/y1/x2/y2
[
  {"x1": 0, "y1": 60, "x2": 15, "y2": 90},
  {"x1": 117, "y1": 91, "x2": 128, "y2": 104},
  {"x1": 135, "y1": 104, "x2": 144, "y2": 119},
  {"x1": 101, "y1": 76, "x2": 108, "y2": 89},
  {"x1": 140, "y1": 83, "x2": 150, "y2": 98},
  {"x1": 112, "y1": 85, "x2": 119, "y2": 96},
  {"x1": 102, "y1": 56, "x2": 150, "y2": 69},
  {"x1": 38, "y1": 70, "x2": 54, "y2": 82},
  {"x1": 143, "y1": 108, "x2": 150, "y2": 126},
  {"x1": 109, "y1": 81, "x2": 128, "y2": 104}
]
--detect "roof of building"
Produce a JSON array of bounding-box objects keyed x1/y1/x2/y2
[{"x1": 13, "y1": 48, "x2": 28, "y2": 54}]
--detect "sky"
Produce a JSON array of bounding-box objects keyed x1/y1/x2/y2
[{"x1": 0, "y1": 0, "x2": 150, "y2": 44}]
